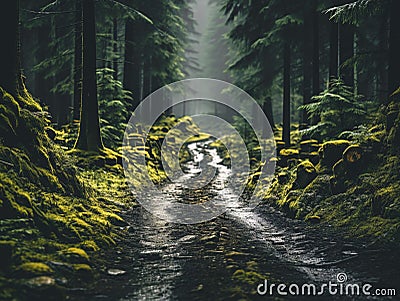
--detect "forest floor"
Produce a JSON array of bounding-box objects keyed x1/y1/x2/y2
[{"x1": 1, "y1": 88, "x2": 399, "y2": 300}]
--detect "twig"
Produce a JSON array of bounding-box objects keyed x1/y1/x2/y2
[{"x1": 0, "y1": 159, "x2": 14, "y2": 168}]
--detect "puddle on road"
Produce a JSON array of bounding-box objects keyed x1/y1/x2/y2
[{"x1": 67, "y1": 141, "x2": 399, "y2": 301}]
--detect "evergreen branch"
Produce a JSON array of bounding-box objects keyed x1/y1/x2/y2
[
  {"x1": 103, "y1": 0, "x2": 153, "y2": 25},
  {"x1": 324, "y1": 0, "x2": 385, "y2": 24},
  {"x1": 22, "y1": 9, "x2": 76, "y2": 15}
]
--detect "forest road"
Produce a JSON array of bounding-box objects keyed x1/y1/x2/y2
[{"x1": 68, "y1": 140, "x2": 399, "y2": 301}]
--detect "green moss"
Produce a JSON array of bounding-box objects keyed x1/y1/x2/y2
[
  {"x1": 295, "y1": 160, "x2": 317, "y2": 189},
  {"x1": 0, "y1": 177, "x2": 33, "y2": 219},
  {"x1": 80, "y1": 240, "x2": 99, "y2": 252},
  {"x1": 279, "y1": 148, "x2": 299, "y2": 156},
  {"x1": 63, "y1": 247, "x2": 90, "y2": 263},
  {"x1": 17, "y1": 262, "x2": 53, "y2": 277},
  {"x1": 232, "y1": 269, "x2": 266, "y2": 285},
  {"x1": 72, "y1": 264, "x2": 93, "y2": 279},
  {"x1": 318, "y1": 140, "x2": 351, "y2": 170}
]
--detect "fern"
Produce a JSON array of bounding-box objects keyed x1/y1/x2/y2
[
  {"x1": 324, "y1": 0, "x2": 385, "y2": 25},
  {"x1": 299, "y1": 79, "x2": 368, "y2": 139}
]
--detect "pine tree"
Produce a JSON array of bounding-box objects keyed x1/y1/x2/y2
[
  {"x1": 0, "y1": 0, "x2": 19, "y2": 96},
  {"x1": 74, "y1": 0, "x2": 104, "y2": 152}
]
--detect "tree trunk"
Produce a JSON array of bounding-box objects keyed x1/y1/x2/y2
[
  {"x1": 262, "y1": 97, "x2": 275, "y2": 136},
  {"x1": 35, "y1": 25, "x2": 52, "y2": 108},
  {"x1": 73, "y1": 0, "x2": 83, "y2": 121},
  {"x1": 312, "y1": 7, "x2": 320, "y2": 96},
  {"x1": 339, "y1": 24, "x2": 354, "y2": 87},
  {"x1": 75, "y1": 0, "x2": 104, "y2": 152},
  {"x1": 113, "y1": 18, "x2": 119, "y2": 81},
  {"x1": 0, "y1": 0, "x2": 19, "y2": 96},
  {"x1": 329, "y1": 21, "x2": 339, "y2": 83},
  {"x1": 123, "y1": 19, "x2": 142, "y2": 111},
  {"x1": 283, "y1": 40, "x2": 291, "y2": 147},
  {"x1": 388, "y1": 0, "x2": 400, "y2": 97},
  {"x1": 302, "y1": 6, "x2": 313, "y2": 127},
  {"x1": 54, "y1": 16, "x2": 71, "y2": 126}
]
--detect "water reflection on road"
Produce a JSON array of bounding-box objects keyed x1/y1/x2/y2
[{"x1": 68, "y1": 141, "x2": 399, "y2": 300}]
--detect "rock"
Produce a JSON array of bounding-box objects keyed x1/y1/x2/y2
[
  {"x1": 278, "y1": 172, "x2": 289, "y2": 184},
  {"x1": 47, "y1": 261, "x2": 74, "y2": 273},
  {"x1": 305, "y1": 215, "x2": 321, "y2": 224},
  {"x1": 295, "y1": 160, "x2": 317, "y2": 189},
  {"x1": 26, "y1": 276, "x2": 55, "y2": 287},
  {"x1": 63, "y1": 247, "x2": 90, "y2": 263},
  {"x1": 73, "y1": 264, "x2": 93, "y2": 279},
  {"x1": 318, "y1": 140, "x2": 351, "y2": 170},
  {"x1": 24, "y1": 276, "x2": 65, "y2": 300},
  {"x1": 107, "y1": 268, "x2": 126, "y2": 276},
  {"x1": 342, "y1": 145, "x2": 362, "y2": 164},
  {"x1": 17, "y1": 262, "x2": 54, "y2": 277},
  {"x1": 279, "y1": 148, "x2": 299, "y2": 167},
  {"x1": 299, "y1": 140, "x2": 320, "y2": 153},
  {"x1": 0, "y1": 240, "x2": 15, "y2": 270},
  {"x1": 299, "y1": 151, "x2": 320, "y2": 165},
  {"x1": 332, "y1": 159, "x2": 346, "y2": 178}
]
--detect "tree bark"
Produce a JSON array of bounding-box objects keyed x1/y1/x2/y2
[
  {"x1": 35, "y1": 24, "x2": 52, "y2": 109},
  {"x1": 302, "y1": 5, "x2": 313, "y2": 127},
  {"x1": 388, "y1": 0, "x2": 400, "y2": 97},
  {"x1": 283, "y1": 39, "x2": 291, "y2": 147},
  {"x1": 75, "y1": 0, "x2": 104, "y2": 152},
  {"x1": 262, "y1": 97, "x2": 275, "y2": 135},
  {"x1": 312, "y1": 7, "x2": 320, "y2": 96},
  {"x1": 73, "y1": 0, "x2": 83, "y2": 121},
  {"x1": 329, "y1": 21, "x2": 339, "y2": 83},
  {"x1": 113, "y1": 18, "x2": 119, "y2": 81},
  {"x1": 339, "y1": 24, "x2": 354, "y2": 87},
  {"x1": 123, "y1": 19, "x2": 142, "y2": 111},
  {"x1": 0, "y1": 0, "x2": 19, "y2": 96}
]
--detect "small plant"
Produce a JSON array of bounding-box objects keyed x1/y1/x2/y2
[
  {"x1": 299, "y1": 79, "x2": 367, "y2": 140},
  {"x1": 97, "y1": 68, "x2": 132, "y2": 148}
]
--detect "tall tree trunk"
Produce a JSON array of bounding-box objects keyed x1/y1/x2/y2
[
  {"x1": 75, "y1": 0, "x2": 104, "y2": 152},
  {"x1": 262, "y1": 97, "x2": 275, "y2": 136},
  {"x1": 113, "y1": 18, "x2": 119, "y2": 81},
  {"x1": 0, "y1": 0, "x2": 19, "y2": 96},
  {"x1": 54, "y1": 17, "x2": 71, "y2": 126},
  {"x1": 142, "y1": 55, "x2": 152, "y2": 99},
  {"x1": 377, "y1": 17, "x2": 389, "y2": 102},
  {"x1": 329, "y1": 21, "x2": 339, "y2": 84},
  {"x1": 388, "y1": 0, "x2": 400, "y2": 97},
  {"x1": 123, "y1": 19, "x2": 142, "y2": 111},
  {"x1": 283, "y1": 40, "x2": 291, "y2": 147},
  {"x1": 312, "y1": 7, "x2": 320, "y2": 96},
  {"x1": 73, "y1": 0, "x2": 83, "y2": 121},
  {"x1": 339, "y1": 24, "x2": 354, "y2": 87},
  {"x1": 35, "y1": 25, "x2": 52, "y2": 108},
  {"x1": 302, "y1": 5, "x2": 313, "y2": 127}
]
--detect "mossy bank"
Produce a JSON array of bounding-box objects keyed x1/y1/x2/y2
[
  {"x1": 249, "y1": 123, "x2": 400, "y2": 245},
  {"x1": 0, "y1": 88, "x2": 204, "y2": 300}
]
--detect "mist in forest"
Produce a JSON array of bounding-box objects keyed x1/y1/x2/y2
[{"x1": 176, "y1": 0, "x2": 233, "y2": 119}]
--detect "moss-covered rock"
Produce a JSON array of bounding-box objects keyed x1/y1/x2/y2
[
  {"x1": 318, "y1": 140, "x2": 351, "y2": 170},
  {"x1": 278, "y1": 148, "x2": 299, "y2": 167},
  {"x1": 0, "y1": 241, "x2": 15, "y2": 270},
  {"x1": 299, "y1": 139, "x2": 320, "y2": 153},
  {"x1": 16, "y1": 262, "x2": 54, "y2": 277},
  {"x1": 63, "y1": 248, "x2": 90, "y2": 263},
  {"x1": 294, "y1": 160, "x2": 317, "y2": 189},
  {"x1": 72, "y1": 264, "x2": 93, "y2": 280}
]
